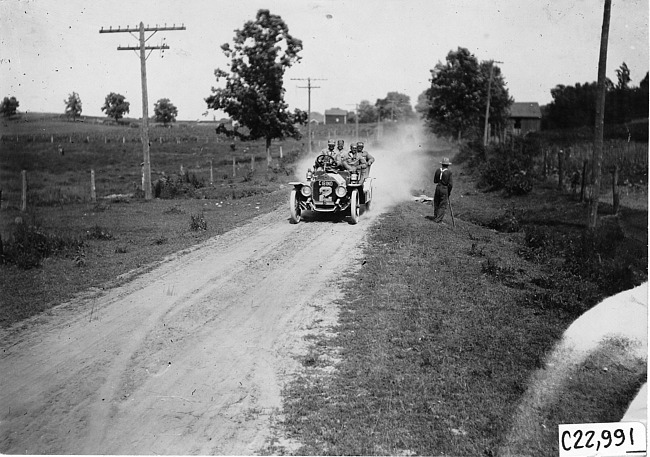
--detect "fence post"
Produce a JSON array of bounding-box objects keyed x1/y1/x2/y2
[
  {"x1": 557, "y1": 149, "x2": 565, "y2": 191},
  {"x1": 250, "y1": 155, "x2": 255, "y2": 171},
  {"x1": 542, "y1": 149, "x2": 548, "y2": 179},
  {"x1": 90, "y1": 169, "x2": 97, "y2": 203},
  {"x1": 280, "y1": 146, "x2": 283, "y2": 159},
  {"x1": 21, "y1": 170, "x2": 27, "y2": 212},
  {"x1": 580, "y1": 160, "x2": 588, "y2": 202},
  {"x1": 232, "y1": 157, "x2": 236, "y2": 177},
  {"x1": 51, "y1": 135, "x2": 54, "y2": 144},
  {"x1": 210, "y1": 160, "x2": 214, "y2": 185},
  {"x1": 180, "y1": 164, "x2": 184, "y2": 176},
  {"x1": 612, "y1": 164, "x2": 620, "y2": 214}
]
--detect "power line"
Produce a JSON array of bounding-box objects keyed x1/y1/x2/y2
[
  {"x1": 292, "y1": 77, "x2": 326, "y2": 154},
  {"x1": 99, "y1": 22, "x2": 186, "y2": 200}
]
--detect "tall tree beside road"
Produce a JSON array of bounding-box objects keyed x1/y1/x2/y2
[
  {"x1": 101, "y1": 92, "x2": 130, "y2": 123},
  {"x1": 153, "y1": 98, "x2": 178, "y2": 126},
  {"x1": 205, "y1": 9, "x2": 307, "y2": 164},
  {"x1": 64, "y1": 92, "x2": 82, "y2": 121},
  {"x1": 0, "y1": 96, "x2": 19, "y2": 117},
  {"x1": 375, "y1": 91, "x2": 414, "y2": 122},
  {"x1": 422, "y1": 47, "x2": 511, "y2": 141}
]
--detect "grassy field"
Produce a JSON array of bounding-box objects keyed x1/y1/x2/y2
[
  {"x1": 1, "y1": 116, "x2": 647, "y2": 455},
  {"x1": 276, "y1": 166, "x2": 647, "y2": 455}
]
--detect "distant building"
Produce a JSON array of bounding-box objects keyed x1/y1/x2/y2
[
  {"x1": 324, "y1": 108, "x2": 347, "y2": 125},
  {"x1": 508, "y1": 102, "x2": 542, "y2": 135},
  {"x1": 309, "y1": 112, "x2": 324, "y2": 124}
]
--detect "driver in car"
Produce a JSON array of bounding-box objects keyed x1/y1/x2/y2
[
  {"x1": 314, "y1": 139, "x2": 338, "y2": 170},
  {"x1": 320, "y1": 139, "x2": 337, "y2": 158}
]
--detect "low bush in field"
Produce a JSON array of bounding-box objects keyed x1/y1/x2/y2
[
  {"x1": 1, "y1": 221, "x2": 84, "y2": 269},
  {"x1": 189, "y1": 212, "x2": 207, "y2": 231},
  {"x1": 478, "y1": 138, "x2": 539, "y2": 194},
  {"x1": 86, "y1": 225, "x2": 113, "y2": 240},
  {"x1": 153, "y1": 172, "x2": 205, "y2": 199}
]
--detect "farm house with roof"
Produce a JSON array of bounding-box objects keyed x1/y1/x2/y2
[
  {"x1": 508, "y1": 102, "x2": 542, "y2": 136},
  {"x1": 324, "y1": 108, "x2": 347, "y2": 125}
]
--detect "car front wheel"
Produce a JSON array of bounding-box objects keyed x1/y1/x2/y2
[
  {"x1": 349, "y1": 189, "x2": 359, "y2": 225},
  {"x1": 289, "y1": 189, "x2": 301, "y2": 223}
]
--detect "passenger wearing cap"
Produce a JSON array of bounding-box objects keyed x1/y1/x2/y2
[
  {"x1": 339, "y1": 144, "x2": 361, "y2": 172},
  {"x1": 336, "y1": 139, "x2": 345, "y2": 155},
  {"x1": 433, "y1": 157, "x2": 453, "y2": 223},
  {"x1": 356, "y1": 142, "x2": 375, "y2": 178}
]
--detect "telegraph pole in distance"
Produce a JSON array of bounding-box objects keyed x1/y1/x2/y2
[
  {"x1": 292, "y1": 77, "x2": 326, "y2": 154},
  {"x1": 100, "y1": 22, "x2": 186, "y2": 200},
  {"x1": 346, "y1": 103, "x2": 359, "y2": 141},
  {"x1": 483, "y1": 60, "x2": 504, "y2": 147}
]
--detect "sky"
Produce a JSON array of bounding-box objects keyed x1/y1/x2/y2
[{"x1": 1, "y1": 0, "x2": 648, "y2": 121}]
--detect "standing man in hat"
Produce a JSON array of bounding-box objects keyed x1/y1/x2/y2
[{"x1": 433, "y1": 157, "x2": 453, "y2": 223}]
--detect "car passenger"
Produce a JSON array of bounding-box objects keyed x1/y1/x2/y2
[
  {"x1": 340, "y1": 144, "x2": 361, "y2": 172},
  {"x1": 336, "y1": 139, "x2": 345, "y2": 157},
  {"x1": 356, "y1": 141, "x2": 375, "y2": 179}
]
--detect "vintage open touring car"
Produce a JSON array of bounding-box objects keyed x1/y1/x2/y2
[{"x1": 289, "y1": 154, "x2": 374, "y2": 225}]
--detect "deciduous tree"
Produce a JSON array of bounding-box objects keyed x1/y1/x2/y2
[
  {"x1": 375, "y1": 92, "x2": 413, "y2": 122},
  {"x1": 64, "y1": 92, "x2": 82, "y2": 121},
  {"x1": 101, "y1": 92, "x2": 130, "y2": 123},
  {"x1": 423, "y1": 47, "x2": 511, "y2": 141},
  {"x1": 357, "y1": 100, "x2": 377, "y2": 123},
  {"x1": 205, "y1": 9, "x2": 307, "y2": 164},
  {"x1": 154, "y1": 98, "x2": 178, "y2": 126},
  {"x1": 1, "y1": 96, "x2": 19, "y2": 117}
]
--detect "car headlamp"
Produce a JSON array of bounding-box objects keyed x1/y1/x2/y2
[
  {"x1": 301, "y1": 185, "x2": 312, "y2": 197},
  {"x1": 350, "y1": 172, "x2": 359, "y2": 183},
  {"x1": 306, "y1": 169, "x2": 313, "y2": 180},
  {"x1": 335, "y1": 185, "x2": 347, "y2": 197}
]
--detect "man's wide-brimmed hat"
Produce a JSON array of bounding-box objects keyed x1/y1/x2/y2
[{"x1": 440, "y1": 157, "x2": 452, "y2": 165}]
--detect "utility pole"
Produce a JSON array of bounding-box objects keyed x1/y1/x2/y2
[
  {"x1": 483, "y1": 60, "x2": 503, "y2": 147},
  {"x1": 346, "y1": 103, "x2": 359, "y2": 141},
  {"x1": 589, "y1": 0, "x2": 611, "y2": 230},
  {"x1": 292, "y1": 77, "x2": 326, "y2": 154},
  {"x1": 100, "y1": 22, "x2": 186, "y2": 200}
]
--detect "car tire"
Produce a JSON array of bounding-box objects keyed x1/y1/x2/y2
[
  {"x1": 290, "y1": 189, "x2": 301, "y2": 224},
  {"x1": 349, "y1": 189, "x2": 359, "y2": 225}
]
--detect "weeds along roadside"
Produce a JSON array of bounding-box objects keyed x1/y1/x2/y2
[{"x1": 278, "y1": 165, "x2": 647, "y2": 455}]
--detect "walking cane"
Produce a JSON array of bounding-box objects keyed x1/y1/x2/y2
[{"x1": 448, "y1": 197, "x2": 456, "y2": 228}]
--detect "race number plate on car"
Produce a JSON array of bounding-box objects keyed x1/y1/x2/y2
[
  {"x1": 319, "y1": 181, "x2": 333, "y2": 186},
  {"x1": 558, "y1": 422, "x2": 646, "y2": 457}
]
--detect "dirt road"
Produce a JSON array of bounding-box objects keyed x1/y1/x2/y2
[{"x1": 0, "y1": 203, "x2": 384, "y2": 454}]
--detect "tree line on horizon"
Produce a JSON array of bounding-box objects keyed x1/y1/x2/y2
[{"x1": 2, "y1": 8, "x2": 647, "y2": 146}]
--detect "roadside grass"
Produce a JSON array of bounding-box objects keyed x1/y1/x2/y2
[
  {"x1": 277, "y1": 164, "x2": 647, "y2": 455},
  {"x1": 0, "y1": 116, "x2": 308, "y2": 326},
  {"x1": 0, "y1": 190, "x2": 289, "y2": 327}
]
